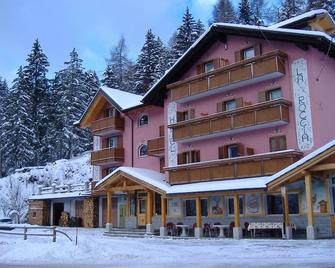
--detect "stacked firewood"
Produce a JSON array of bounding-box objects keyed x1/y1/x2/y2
[{"x1": 59, "y1": 212, "x2": 69, "y2": 227}]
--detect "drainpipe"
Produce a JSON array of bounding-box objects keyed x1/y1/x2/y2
[{"x1": 124, "y1": 113, "x2": 134, "y2": 167}]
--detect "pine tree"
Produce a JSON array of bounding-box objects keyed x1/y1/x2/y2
[
  {"x1": 307, "y1": 0, "x2": 335, "y2": 18},
  {"x1": 239, "y1": 0, "x2": 256, "y2": 25},
  {"x1": 195, "y1": 19, "x2": 205, "y2": 36},
  {"x1": 102, "y1": 36, "x2": 134, "y2": 92},
  {"x1": 155, "y1": 37, "x2": 171, "y2": 80},
  {"x1": 2, "y1": 67, "x2": 35, "y2": 172},
  {"x1": 22, "y1": 39, "x2": 50, "y2": 165},
  {"x1": 134, "y1": 30, "x2": 162, "y2": 95},
  {"x1": 0, "y1": 77, "x2": 9, "y2": 176},
  {"x1": 210, "y1": 0, "x2": 238, "y2": 24},
  {"x1": 251, "y1": 0, "x2": 268, "y2": 25},
  {"x1": 278, "y1": 0, "x2": 305, "y2": 21},
  {"x1": 170, "y1": 7, "x2": 199, "y2": 62},
  {"x1": 51, "y1": 49, "x2": 97, "y2": 159}
]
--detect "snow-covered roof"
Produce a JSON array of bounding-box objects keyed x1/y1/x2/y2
[
  {"x1": 29, "y1": 191, "x2": 91, "y2": 200},
  {"x1": 100, "y1": 86, "x2": 143, "y2": 111},
  {"x1": 95, "y1": 166, "x2": 271, "y2": 195},
  {"x1": 270, "y1": 9, "x2": 334, "y2": 29},
  {"x1": 268, "y1": 139, "x2": 335, "y2": 184}
]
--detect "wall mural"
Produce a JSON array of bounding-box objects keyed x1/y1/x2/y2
[
  {"x1": 245, "y1": 193, "x2": 262, "y2": 214},
  {"x1": 291, "y1": 58, "x2": 314, "y2": 151},
  {"x1": 167, "y1": 102, "x2": 178, "y2": 167},
  {"x1": 210, "y1": 196, "x2": 224, "y2": 215},
  {"x1": 301, "y1": 178, "x2": 327, "y2": 213}
]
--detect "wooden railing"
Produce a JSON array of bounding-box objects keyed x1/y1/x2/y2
[
  {"x1": 148, "y1": 136, "x2": 165, "y2": 157},
  {"x1": 37, "y1": 182, "x2": 91, "y2": 195},
  {"x1": 166, "y1": 150, "x2": 302, "y2": 185},
  {"x1": 169, "y1": 99, "x2": 291, "y2": 142},
  {"x1": 168, "y1": 50, "x2": 287, "y2": 102},
  {"x1": 91, "y1": 116, "x2": 124, "y2": 135},
  {"x1": 91, "y1": 148, "x2": 124, "y2": 165}
]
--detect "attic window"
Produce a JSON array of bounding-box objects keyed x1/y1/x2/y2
[{"x1": 105, "y1": 108, "x2": 116, "y2": 118}]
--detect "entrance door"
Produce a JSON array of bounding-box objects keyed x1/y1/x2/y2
[
  {"x1": 119, "y1": 204, "x2": 126, "y2": 228},
  {"x1": 53, "y1": 203, "x2": 64, "y2": 225},
  {"x1": 137, "y1": 194, "x2": 147, "y2": 227}
]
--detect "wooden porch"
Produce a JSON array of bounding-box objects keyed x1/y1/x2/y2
[
  {"x1": 91, "y1": 148, "x2": 124, "y2": 165},
  {"x1": 90, "y1": 116, "x2": 125, "y2": 136}
]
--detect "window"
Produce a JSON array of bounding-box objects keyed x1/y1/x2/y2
[
  {"x1": 177, "y1": 109, "x2": 195, "y2": 122},
  {"x1": 138, "y1": 114, "x2": 148, "y2": 126},
  {"x1": 204, "y1": 61, "x2": 214, "y2": 73},
  {"x1": 105, "y1": 108, "x2": 117, "y2": 118},
  {"x1": 178, "y1": 150, "x2": 200, "y2": 165},
  {"x1": 108, "y1": 136, "x2": 118, "y2": 148},
  {"x1": 224, "y1": 100, "x2": 237, "y2": 111},
  {"x1": 185, "y1": 199, "x2": 208, "y2": 216},
  {"x1": 227, "y1": 144, "x2": 239, "y2": 158},
  {"x1": 331, "y1": 177, "x2": 335, "y2": 213},
  {"x1": 269, "y1": 136, "x2": 287, "y2": 152},
  {"x1": 242, "y1": 47, "x2": 255, "y2": 60},
  {"x1": 138, "y1": 144, "x2": 148, "y2": 157},
  {"x1": 155, "y1": 193, "x2": 162, "y2": 215},
  {"x1": 266, "y1": 193, "x2": 299, "y2": 215},
  {"x1": 267, "y1": 88, "x2": 282, "y2": 101},
  {"x1": 228, "y1": 196, "x2": 244, "y2": 215}
]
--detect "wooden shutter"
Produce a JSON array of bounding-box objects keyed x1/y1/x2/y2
[
  {"x1": 196, "y1": 64, "x2": 204, "y2": 74},
  {"x1": 258, "y1": 91, "x2": 267, "y2": 103},
  {"x1": 102, "y1": 138, "x2": 108, "y2": 149},
  {"x1": 189, "y1": 108, "x2": 195, "y2": 119},
  {"x1": 217, "y1": 102, "x2": 224, "y2": 113},
  {"x1": 238, "y1": 143, "x2": 245, "y2": 156},
  {"x1": 178, "y1": 153, "x2": 186, "y2": 165},
  {"x1": 218, "y1": 146, "x2": 225, "y2": 159},
  {"x1": 117, "y1": 135, "x2": 123, "y2": 148},
  {"x1": 191, "y1": 150, "x2": 200, "y2": 163},
  {"x1": 159, "y1": 125, "x2": 164, "y2": 137},
  {"x1": 235, "y1": 97, "x2": 244, "y2": 108},
  {"x1": 254, "y1": 44, "x2": 262, "y2": 57},
  {"x1": 160, "y1": 158, "x2": 165, "y2": 173},
  {"x1": 279, "y1": 136, "x2": 287, "y2": 150},
  {"x1": 213, "y1": 59, "x2": 221, "y2": 69},
  {"x1": 177, "y1": 111, "x2": 184, "y2": 122},
  {"x1": 246, "y1": 147, "x2": 254, "y2": 155},
  {"x1": 220, "y1": 58, "x2": 229, "y2": 67},
  {"x1": 234, "y1": 51, "x2": 242, "y2": 62}
]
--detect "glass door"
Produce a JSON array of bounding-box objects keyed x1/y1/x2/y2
[{"x1": 137, "y1": 193, "x2": 147, "y2": 227}]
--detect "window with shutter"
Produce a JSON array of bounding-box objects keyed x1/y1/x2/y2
[
  {"x1": 267, "y1": 88, "x2": 283, "y2": 101},
  {"x1": 204, "y1": 61, "x2": 215, "y2": 73},
  {"x1": 269, "y1": 136, "x2": 287, "y2": 152}
]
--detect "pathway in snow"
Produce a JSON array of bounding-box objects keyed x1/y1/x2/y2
[{"x1": 0, "y1": 227, "x2": 334, "y2": 267}]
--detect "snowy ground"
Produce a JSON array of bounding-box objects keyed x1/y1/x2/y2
[{"x1": 0, "y1": 227, "x2": 335, "y2": 268}]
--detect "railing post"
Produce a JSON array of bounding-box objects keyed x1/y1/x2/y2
[
  {"x1": 52, "y1": 227, "x2": 56, "y2": 242},
  {"x1": 51, "y1": 184, "x2": 56, "y2": 194},
  {"x1": 67, "y1": 183, "x2": 72, "y2": 192},
  {"x1": 23, "y1": 227, "x2": 27, "y2": 240}
]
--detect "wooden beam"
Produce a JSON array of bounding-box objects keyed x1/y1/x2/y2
[
  {"x1": 107, "y1": 191, "x2": 112, "y2": 224},
  {"x1": 305, "y1": 173, "x2": 314, "y2": 226},
  {"x1": 282, "y1": 186, "x2": 290, "y2": 226},
  {"x1": 161, "y1": 197, "x2": 167, "y2": 227},
  {"x1": 146, "y1": 191, "x2": 153, "y2": 224},
  {"x1": 233, "y1": 193, "x2": 240, "y2": 228},
  {"x1": 309, "y1": 163, "x2": 335, "y2": 172},
  {"x1": 108, "y1": 185, "x2": 146, "y2": 192},
  {"x1": 196, "y1": 197, "x2": 202, "y2": 228}
]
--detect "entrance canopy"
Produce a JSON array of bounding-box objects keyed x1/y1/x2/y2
[{"x1": 95, "y1": 166, "x2": 272, "y2": 196}]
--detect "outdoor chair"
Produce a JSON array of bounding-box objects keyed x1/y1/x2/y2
[
  {"x1": 212, "y1": 222, "x2": 221, "y2": 237},
  {"x1": 203, "y1": 223, "x2": 212, "y2": 237},
  {"x1": 228, "y1": 222, "x2": 235, "y2": 237},
  {"x1": 167, "y1": 222, "x2": 176, "y2": 236},
  {"x1": 176, "y1": 222, "x2": 183, "y2": 236}
]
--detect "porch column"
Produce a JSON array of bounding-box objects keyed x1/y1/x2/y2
[
  {"x1": 305, "y1": 173, "x2": 316, "y2": 239},
  {"x1": 233, "y1": 193, "x2": 242, "y2": 239},
  {"x1": 195, "y1": 197, "x2": 203, "y2": 238},
  {"x1": 160, "y1": 196, "x2": 167, "y2": 236},
  {"x1": 281, "y1": 186, "x2": 292, "y2": 239},
  {"x1": 106, "y1": 191, "x2": 113, "y2": 231},
  {"x1": 146, "y1": 190, "x2": 154, "y2": 234}
]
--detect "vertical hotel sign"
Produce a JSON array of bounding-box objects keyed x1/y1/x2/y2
[
  {"x1": 167, "y1": 102, "x2": 178, "y2": 167},
  {"x1": 291, "y1": 58, "x2": 314, "y2": 151}
]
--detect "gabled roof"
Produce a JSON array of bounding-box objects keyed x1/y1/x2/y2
[
  {"x1": 76, "y1": 86, "x2": 143, "y2": 127},
  {"x1": 142, "y1": 12, "x2": 335, "y2": 106},
  {"x1": 267, "y1": 139, "x2": 335, "y2": 190}
]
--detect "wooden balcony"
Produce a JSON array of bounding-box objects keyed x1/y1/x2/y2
[
  {"x1": 91, "y1": 148, "x2": 124, "y2": 166},
  {"x1": 147, "y1": 136, "x2": 165, "y2": 157},
  {"x1": 90, "y1": 116, "x2": 124, "y2": 136},
  {"x1": 168, "y1": 50, "x2": 287, "y2": 103},
  {"x1": 169, "y1": 99, "x2": 291, "y2": 143},
  {"x1": 166, "y1": 150, "x2": 302, "y2": 185}
]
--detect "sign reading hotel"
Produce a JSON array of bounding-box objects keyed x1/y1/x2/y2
[
  {"x1": 291, "y1": 58, "x2": 314, "y2": 151},
  {"x1": 167, "y1": 102, "x2": 178, "y2": 167}
]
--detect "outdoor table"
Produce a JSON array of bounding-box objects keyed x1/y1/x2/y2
[
  {"x1": 212, "y1": 224, "x2": 229, "y2": 238},
  {"x1": 176, "y1": 224, "x2": 189, "y2": 237}
]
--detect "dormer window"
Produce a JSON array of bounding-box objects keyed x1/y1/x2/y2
[
  {"x1": 204, "y1": 61, "x2": 215, "y2": 73},
  {"x1": 138, "y1": 114, "x2": 148, "y2": 126}
]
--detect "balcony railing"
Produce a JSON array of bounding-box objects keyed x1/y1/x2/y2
[
  {"x1": 147, "y1": 136, "x2": 165, "y2": 157},
  {"x1": 168, "y1": 50, "x2": 287, "y2": 103},
  {"x1": 166, "y1": 150, "x2": 302, "y2": 185},
  {"x1": 90, "y1": 116, "x2": 124, "y2": 136},
  {"x1": 169, "y1": 99, "x2": 291, "y2": 143},
  {"x1": 91, "y1": 148, "x2": 124, "y2": 165}
]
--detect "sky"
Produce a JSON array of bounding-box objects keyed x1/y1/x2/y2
[{"x1": 0, "y1": 0, "x2": 219, "y2": 85}]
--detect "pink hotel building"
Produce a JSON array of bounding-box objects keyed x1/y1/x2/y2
[{"x1": 29, "y1": 10, "x2": 335, "y2": 240}]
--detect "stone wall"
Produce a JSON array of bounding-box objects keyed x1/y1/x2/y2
[
  {"x1": 83, "y1": 197, "x2": 99, "y2": 228},
  {"x1": 28, "y1": 200, "x2": 50, "y2": 226}
]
